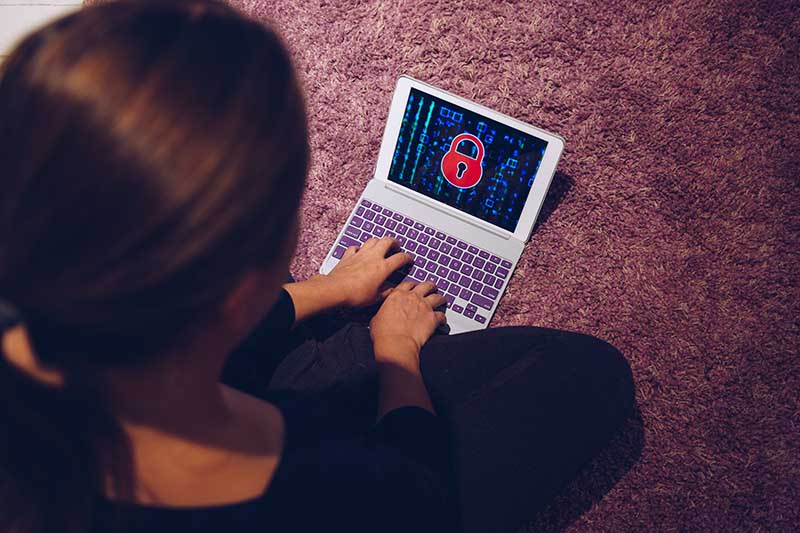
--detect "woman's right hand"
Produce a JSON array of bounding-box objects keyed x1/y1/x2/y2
[{"x1": 369, "y1": 281, "x2": 447, "y2": 371}]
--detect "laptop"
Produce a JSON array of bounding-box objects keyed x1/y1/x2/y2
[{"x1": 320, "y1": 76, "x2": 564, "y2": 334}]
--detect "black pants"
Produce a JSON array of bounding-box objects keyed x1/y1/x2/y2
[{"x1": 225, "y1": 315, "x2": 634, "y2": 533}]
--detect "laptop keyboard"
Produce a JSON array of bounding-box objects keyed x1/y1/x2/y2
[{"x1": 330, "y1": 199, "x2": 513, "y2": 325}]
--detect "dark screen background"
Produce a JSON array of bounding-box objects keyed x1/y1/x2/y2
[{"x1": 387, "y1": 88, "x2": 548, "y2": 232}]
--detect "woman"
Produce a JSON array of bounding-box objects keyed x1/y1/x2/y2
[{"x1": 0, "y1": 1, "x2": 634, "y2": 532}]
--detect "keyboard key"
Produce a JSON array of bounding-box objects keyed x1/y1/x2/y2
[
  {"x1": 345, "y1": 225, "x2": 361, "y2": 238},
  {"x1": 424, "y1": 227, "x2": 435, "y2": 236},
  {"x1": 479, "y1": 250, "x2": 489, "y2": 259},
  {"x1": 408, "y1": 228, "x2": 419, "y2": 240},
  {"x1": 383, "y1": 208, "x2": 393, "y2": 216},
  {"x1": 418, "y1": 234, "x2": 430, "y2": 245},
  {"x1": 462, "y1": 253, "x2": 475, "y2": 265},
  {"x1": 470, "y1": 280, "x2": 483, "y2": 292},
  {"x1": 429, "y1": 238, "x2": 441, "y2": 250},
  {"x1": 417, "y1": 245, "x2": 429, "y2": 257},
  {"x1": 351, "y1": 216, "x2": 364, "y2": 228},
  {"x1": 396, "y1": 224, "x2": 408, "y2": 235},
  {"x1": 363, "y1": 221, "x2": 374, "y2": 232},
  {"x1": 471, "y1": 292, "x2": 493, "y2": 310},
  {"x1": 440, "y1": 243, "x2": 452, "y2": 255},
  {"x1": 456, "y1": 240, "x2": 467, "y2": 249},
  {"x1": 460, "y1": 264, "x2": 473, "y2": 276},
  {"x1": 494, "y1": 278, "x2": 503, "y2": 289},
  {"x1": 471, "y1": 270, "x2": 484, "y2": 281},
  {"x1": 485, "y1": 262, "x2": 496, "y2": 274},
  {"x1": 464, "y1": 307, "x2": 476, "y2": 318},
  {"x1": 446, "y1": 236, "x2": 457, "y2": 245},
  {"x1": 370, "y1": 203, "x2": 381, "y2": 211},
  {"x1": 447, "y1": 271, "x2": 460, "y2": 282},
  {"x1": 333, "y1": 246, "x2": 346, "y2": 259},
  {"x1": 373, "y1": 226, "x2": 385, "y2": 237},
  {"x1": 361, "y1": 199, "x2": 372, "y2": 207},
  {"x1": 386, "y1": 231, "x2": 396, "y2": 238},
  {"x1": 452, "y1": 248, "x2": 463, "y2": 260},
  {"x1": 466, "y1": 303, "x2": 478, "y2": 313},
  {"x1": 427, "y1": 250, "x2": 440, "y2": 262},
  {"x1": 414, "y1": 222, "x2": 425, "y2": 231},
  {"x1": 426, "y1": 273, "x2": 438, "y2": 284},
  {"x1": 473, "y1": 257, "x2": 485, "y2": 269},
  {"x1": 444, "y1": 293, "x2": 455, "y2": 305},
  {"x1": 425, "y1": 262, "x2": 437, "y2": 273},
  {"x1": 415, "y1": 256, "x2": 426, "y2": 267},
  {"x1": 436, "y1": 278, "x2": 449, "y2": 292},
  {"x1": 459, "y1": 274, "x2": 472, "y2": 287},
  {"x1": 484, "y1": 274, "x2": 497, "y2": 287},
  {"x1": 356, "y1": 206, "x2": 365, "y2": 216},
  {"x1": 375, "y1": 214, "x2": 387, "y2": 225},
  {"x1": 339, "y1": 235, "x2": 360, "y2": 248},
  {"x1": 437, "y1": 256, "x2": 451, "y2": 267},
  {"x1": 364, "y1": 209, "x2": 376, "y2": 221},
  {"x1": 475, "y1": 314, "x2": 486, "y2": 324},
  {"x1": 396, "y1": 236, "x2": 407, "y2": 246},
  {"x1": 404, "y1": 217, "x2": 414, "y2": 226},
  {"x1": 358, "y1": 232, "x2": 369, "y2": 242},
  {"x1": 435, "y1": 232, "x2": 445, "y2": 240},
  {"x1": 437, "y1": 265, "x2": 448, "y2": 277},
  {"x1": 496, "y1": 267, "x2": 510, "y2": 279},
  {"x1": 450, "y1": 259, "x2": 462, "y2": 271},
  {"x1": 482, "y1": 286, "x2": 499, "y2": 299},
  {"x1": 460, "y1": 288, "x2": 473, "y2": 301},
  {"x1": 386, "y1": 219, "x2": 397, "y2": 230},
  {"x1": 392, "y1": 213, "x2": 403, "y2": 222},
  {"x1": 490, "y1": 255, "x2": 501, "y2": 264},
  {"x1": 447, "y1": 283, "x2": 461, "y2": 295},
  {"x1": 452, "y1": 304, "x2": 464, "y2": 313},
  {"x1": 406, "y1": 241, "x2": 418, "y2": 252},
  {"x1": 468, "y1": 245, "x2": 479, "y2": 254}
]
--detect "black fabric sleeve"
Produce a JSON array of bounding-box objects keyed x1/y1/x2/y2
[{"x1": 221, "y1": 288, "x2": 296, "y2": 393}]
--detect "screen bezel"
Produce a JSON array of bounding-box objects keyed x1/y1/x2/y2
[{"x1": 374, "y1": 76, "x2": 565, "y2": 242}]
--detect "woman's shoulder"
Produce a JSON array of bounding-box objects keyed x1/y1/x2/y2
[{"x1": 94, "y1": 430, "x2": 452, "y2": 533}]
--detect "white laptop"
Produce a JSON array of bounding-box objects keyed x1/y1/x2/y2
[{"x1": 320, "y1": 76, "x2": 564, "y2": 334}]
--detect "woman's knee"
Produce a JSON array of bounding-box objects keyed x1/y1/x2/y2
[{"x1": 546, "y1": 329, "x2": 635, "y2": 422}]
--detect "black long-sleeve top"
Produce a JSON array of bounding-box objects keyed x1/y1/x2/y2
[{"x1": 92, "y1": 290, "x2": 456, "y2": 532}]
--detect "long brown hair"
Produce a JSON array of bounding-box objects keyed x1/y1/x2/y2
[{"x1": 0, "y1": 0, "x2": 308, "y2": 531}]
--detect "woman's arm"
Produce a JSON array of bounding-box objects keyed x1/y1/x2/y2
[
  {"x1": 281, "y1": 275, "x2": 348, "y2": 325},
  {"x1": 282, "y1": 237, "x2": 412, "y2": 326}
]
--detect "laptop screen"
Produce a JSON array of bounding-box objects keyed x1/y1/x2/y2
[{"x1": 387, "y1": 88, "x2": 549, "y2": 232}]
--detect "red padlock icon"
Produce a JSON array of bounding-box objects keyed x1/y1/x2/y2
[{"x1": 441, "y1": 133, "x2": 485, "y2": 189}]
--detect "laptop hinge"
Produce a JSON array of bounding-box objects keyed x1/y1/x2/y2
[{"x1": 384, "y1": 182, "x2": 514, "y2": 241}]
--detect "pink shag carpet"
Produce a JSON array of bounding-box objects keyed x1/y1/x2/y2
[{"x1": 233, "y1": 0, "x2": 798, "y2": 530}]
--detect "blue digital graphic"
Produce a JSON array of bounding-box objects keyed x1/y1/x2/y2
[{"x1": 388, "y1": 88, "x2": 548, "y2": 232}]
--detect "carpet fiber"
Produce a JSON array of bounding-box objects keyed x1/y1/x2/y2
[{"x1": 233, "y1": 1, "x2": 799, "y2": 530}]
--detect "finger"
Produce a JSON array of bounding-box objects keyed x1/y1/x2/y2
[
  {"x1": 384, "y1": 251, "x2": 413, "y2": 272},
  {"x1": 342, "y1": 246, "x2": 359, "y2": 259},
  {"x1": 412, "y1": 281, "x2": 437, "y2": 296},
  {"x1": 379, "y1": 286, "x2": 395, "y2": 299},
  {"x1": 373, "y1": 237, "x2": 399, "y2": 257},
  {"x1": 376, "y1": 282, "x2": 393, "y2": 301},
  {"x1": 424, "y1": 293, "x2": 448, "y2": 309},
  {"x1": 361, "y1": 238, "x2": 380, "y2": 249},
  {"x1": 394, "y1": 280, "x2": 416, "y2": 292},
  {"x1": 434, "y1": 311, "x2": 447, "y2": 325}
]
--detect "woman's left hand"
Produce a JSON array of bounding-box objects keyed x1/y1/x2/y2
[{"x1": 325, "y1": 237, "x2": 413, "y2": 307}]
